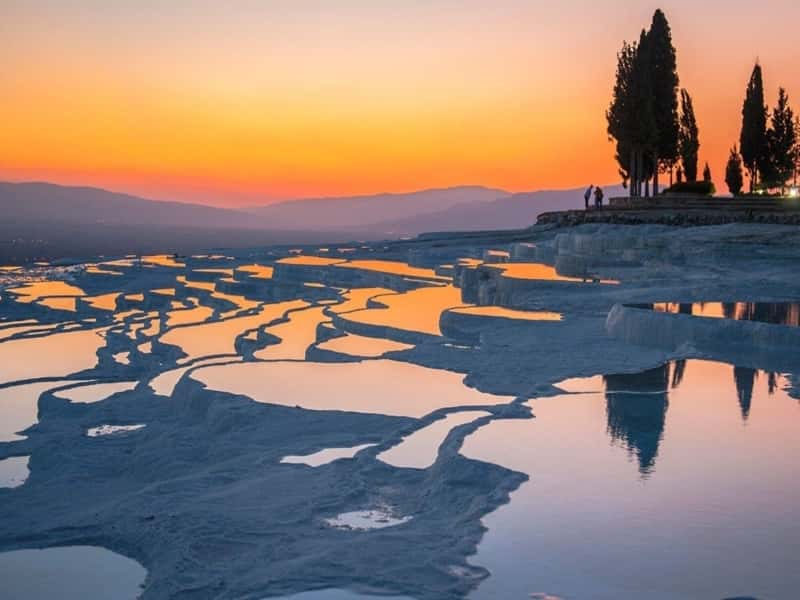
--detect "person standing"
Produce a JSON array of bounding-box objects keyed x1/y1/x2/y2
[
  {"x1": 584, "y1": 185, "x2": 594, "y2": 210},
  {"x1": 594, "y1": 186, "x2": 604, "y2": 209}
]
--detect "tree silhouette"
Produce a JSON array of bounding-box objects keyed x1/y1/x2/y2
[
  {"x1": 678, "y1": 89, "x2": 700, "y2": 181},
  {"x1": 647, "y1": 9, "x2": 681, "y2": 195},
  {"x1": 608, "y1": 10, "x2": 680, "y2": 198},
  {"x1": 703, "y1": 162, "x2": 712, "y2": 183},
  {"x1": 725, "y1": 146, "x2": 744, "y2": 196},
  {"x1": 604, "y1": 364, "x2": 670, "y2": 476},
  {"x1": 766, "y1": 88, "x2": 797, "y2": 191},
  {"x1": 733, "y1": 366, "x2": 757, "y2": 421},
  {"x1": 740, "y1": 63, "x2": 769, "y2": 192},
  {"x1": 608, "y1": 33, "x2": 656, "y2": 198}
]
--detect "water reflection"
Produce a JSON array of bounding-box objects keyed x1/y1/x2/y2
[
  {"x1": 604, "y1": 364, "x2": 670, "y2": 476},
  {"x1": 462, "y1": 360, "x2": 800, "y2": 599},
  {"x1": 634, "y1": 301, "x2": 800, "y2": 326}
]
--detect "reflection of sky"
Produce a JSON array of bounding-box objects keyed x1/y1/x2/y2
[
  {"x1": 194, "y1": 360, "x2": 512, "y2": 418},
  {"x1": 463, "y1": 359, "x2": 800, "y2": 599}
]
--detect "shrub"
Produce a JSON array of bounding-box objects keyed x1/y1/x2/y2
[{"x1": 663, "y1": 181, "x2": 716, "y2": 196}]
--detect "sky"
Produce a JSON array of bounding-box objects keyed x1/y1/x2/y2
[{"x1": 2, "y1": 1, "x2": 799, "y2": 207}]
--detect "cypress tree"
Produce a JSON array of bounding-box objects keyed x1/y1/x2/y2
[
  {"x1": 678, "y1": 89, "x2": 700, "y2": 181},
  {"x1": 607, "y1": 35, "x2": 656, "y2": 197},
  {"x1": 607, "y1": 41, "x2": 638, "y2": 190},
  {"x1": 725, "y1": 146, "x2": 744, "y2": 196},
  {"x1": 703, "y1": 162, "x2": 712, "y2": 183},
  {"x1": 740, "y1": 63, "x2": 769, "y2": 192},
  {"x1": 646, "y1": 9, "x2": 680, "y2": 195},
  {"x1": 766, "y1": 87, "x2": 797, "y2": 191}
]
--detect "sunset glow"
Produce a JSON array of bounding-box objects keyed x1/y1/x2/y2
[{"x1": 3, "y1": 1, "x2": 799, "y2": 205}]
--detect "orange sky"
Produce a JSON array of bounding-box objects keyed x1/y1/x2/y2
[{"x1": 2, "y1": 1, "x2": 799, "y2": 206}]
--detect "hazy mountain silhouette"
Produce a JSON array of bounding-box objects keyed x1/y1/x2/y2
[
  {"x1": 245, "y1": 186, "x2": 510, "y2": 231},
  {"x1": 0, "y1": 181, "x2": 613, "y2": 261},
  {"x1": 1, "y1": 182, "x2": 263, "y2": 229},
  {"x1": 354, "y1": 186, "x2": 626, "y2": 236}
]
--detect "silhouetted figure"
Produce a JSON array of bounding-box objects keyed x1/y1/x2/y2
[
  {"x1": 604, "y1": 363, "x2": 670, "y2": 476},
  {"x1": 733, "y1": 366, "x2": 757, "y2": 421},
  {"x1": 594, "y1": 186, "x2": 604, "y2": 209},
  {"x1": 584, "y1": 185, "x2": 594, "y2": 210}
]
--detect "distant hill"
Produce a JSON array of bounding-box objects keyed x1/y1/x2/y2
[
  {"x1": 1, "y1": 181, "x2": 262, "y2": 229},
  {"x1": 351, "y1": 186, "x2": 626, "y2": 236},
  {"x1": 245, "y1": 186, "x2": 510, "y2": 230},
  {"x1": 0, "y1": 181, "x2": 622, "y2": 262},
  {"x1": 0, "y1": 182, "x2": 343, "y2": 263}
]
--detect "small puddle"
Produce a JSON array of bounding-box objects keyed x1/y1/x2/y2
[
  {"x1": 324, "y1": 506, "x2": 412, "y2": 531},
  {"x1": 378, "y1": 411, "x2": 490, "y2": 469},
  {"x1": 53, "y1": 381, "x2": 137, "y2": 404},
  {"x1": 0, "y1": 546, "x2": 147, "y2": 599},
  {"x1": 87, "y1": 424, "x2": 146, "y2": 437},
  {"x1": 281, "y1": 444, "x2": 375, "y2": 467},
  {"x1": 316, "y1": 333, "x2": 413, "y2": 357},
  {"x1": 0, "y1": 456, "x2": 30, "y2": 488}
]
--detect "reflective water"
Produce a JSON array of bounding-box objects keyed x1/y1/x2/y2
[
  {"x1": 255, "y1": 306, "x2": 328, "y2": 360},
  {"x1": 0, "y1": 329, "x2": 103, "y2": 383},
  {"x1": 378, "y1": 411, "x2": 490, "y2": 469},
  {"x1": 316, "y1": 333, "x2": 414, "y2": 357},
  {"x1": 632, "y1": 301, "x2": 800, "y2": 326},
  {"x1": 193, "y1": 360, "x2": 512, "y2": 418},
  {"x1": 462, "y1": 360, "x2": 800, "y2": 600},
  {"x1": 7, "y1": 281, "x2": 85, "y2": 303},
  {"x1": 0, "y1": 546, "x2": 147, "y2": 599},
  {"x1": 449, "y1": 306, "x2": 562, "y2": 321},
  {"x1": 53, "y1": 381, "x2": 137, "y2": 404},
  {"x1": 281, "y1": 444, "x2": 376, "y2": 467},
  {"x1": 335, "y1": 260, "x2": 448, "y2": 281},
  {"x1": 87, "y1": 424, "x2": 146, "y2": 437},
  {"x1": 342, "y1": 286, "x2": 465, "y2": 336},
  {"x1": 492, "y1": 263, "x2": 618, "y2": 284},
  {"x1": 0, "y1": 456, "x2": 29, "y2": 488},
  {"x1": 161, "y1": 300, "x2": 306, "y2": 362}
]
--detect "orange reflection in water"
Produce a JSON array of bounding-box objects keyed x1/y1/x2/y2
[
  {"x1": 450, "y1": 306, "x2": 562, "y2": 321},
  {"x1": 7, "y1": 281, "x2": 85, "y2": 303},
  {"x1": 160, "y1": 300, "x2": 307, "y2": 362},
  {"x1": 192, "y1": 360, "x2": 513, "y2": 418},
  {"x1": 277, "y1": 256, "x2": 346, "y2": 267},
  {"x1": 316, "y1": 333, "x2": 414, "y2": 358},
  {"x1": 335, "y1": 260, "x2": 448, "y2": 281},
  {"x1": 237, "y1": 264, "x2": 274, "y2": 280},
  {"x1": 492, "y1": 263, "x2": 618, "y2": 284},
  {"x1": 343, "y1": 286, "x2": 466, "y2": 336},
  {"x1": 0, "y1": 328, "x2": 104, "y2": 383},
  {"x1": 255, "y1": 306, "x2": 328, "y2": 361}
]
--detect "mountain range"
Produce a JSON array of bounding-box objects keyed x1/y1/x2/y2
[{"x1": 1, "y1": 181, "x2": 617, "y2": 262}]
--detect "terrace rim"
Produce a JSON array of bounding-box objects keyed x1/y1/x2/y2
[{"x1": 538, "y1": 195, "x2": 800, "y2": 227}]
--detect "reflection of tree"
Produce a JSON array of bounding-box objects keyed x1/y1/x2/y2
[
  {"x1": 724, "y1": 302, "x2": 799, "y2": 327},
  {"x1": 733, "y1": 366, "x2": 757, "y2": 420},
  {"x1": 671, "y1": 359, "x2": 686, "y2": 388},
  {"x1": 604, "y1": 363, "x2": 670, "y2": 476}
]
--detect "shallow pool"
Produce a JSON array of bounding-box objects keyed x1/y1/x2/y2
[{"x1": 462, "y1": 359, "x2": 800, "y2": 600}]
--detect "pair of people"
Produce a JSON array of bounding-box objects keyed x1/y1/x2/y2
[{"x1": 584, "y1": 185, "x2": 604, "y2": 209}]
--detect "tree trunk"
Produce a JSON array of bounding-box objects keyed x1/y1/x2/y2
[
  {"x1": 629, "y1": 152, "x2": 637, "y2": 197},
  {"x1": 645, "y1": 177, "x2": 650, "y2": 198},
  {"x1": 653, "y1": 158, "x2": 660, "y2": 196}
]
